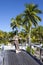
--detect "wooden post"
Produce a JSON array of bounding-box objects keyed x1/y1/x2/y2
[{"x1": 40, "y1": 48, "x2": 41, "y2": 61}]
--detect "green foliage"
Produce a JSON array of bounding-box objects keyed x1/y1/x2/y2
[
  {"x1": 26, "y1": 46, "x2": 35, "y2": 55},
  {"x1": 0, "y1": 30, "x2": 9, "y2": 44},
  {"x1": 31, "y1": 26, "x2": 43, "y2": 43},
  {"x1": 10, "y1": 15, "x2": 22, "y2": 35},
  {"x1": 22, "y1": 3, "x2": 42, "y2": 28},
  {"x1": 19, "y1": 3, "x2": 42, "y2": 44},
  {"x1": 26, "y1": 46, "x2": 31, "y2": 53},
  {"x1": 31, "y1": 48, "x2": 35, "y2": 55},
  {"x1": 0, "y1": 3, "x2": 42, "y2": 45}
]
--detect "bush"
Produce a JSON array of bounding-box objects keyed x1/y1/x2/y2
[
  {"x1": 26, "y1": 46, "x2": 35, "y2": 55},
  {"x1": 26, "y1": 46, "x2": 31, "y2": 53},
  {"x1": 31, "y1": 48, "x2": 34, "y2": 55}
]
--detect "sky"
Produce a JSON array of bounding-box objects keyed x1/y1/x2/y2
[{"x1": 0, "y1": 0, "x2": 43, "y2": 32}]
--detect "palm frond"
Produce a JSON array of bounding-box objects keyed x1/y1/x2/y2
[
  {"x1": 34, "y1": 9, "x2": 42, "y2": 14},
  {"x1": 33, "y1": 15, "x2": 41, "y2": 21},
  {"x1": 32, "y1": 4, "x2": 38, "y2": 10}
]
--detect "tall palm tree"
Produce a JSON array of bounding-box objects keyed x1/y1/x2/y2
[{"x1": 21, "y1": 4, "x2": 42, "y2": 45}]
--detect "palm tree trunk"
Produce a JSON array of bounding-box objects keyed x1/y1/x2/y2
[
  {"x1": 29, "y1": 27, "x2": 31, "y2": 45},
  {"x1": 28, "y1": 27, "x2": 32, "y2": 53}
]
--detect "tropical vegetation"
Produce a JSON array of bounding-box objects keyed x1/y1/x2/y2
[{"x1": 0, "y1": 3, "x2": 43, "y2": 45}]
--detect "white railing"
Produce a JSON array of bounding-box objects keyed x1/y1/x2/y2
[{"x1": 0, "y1": 44, "x2": 28, "y2": 50}]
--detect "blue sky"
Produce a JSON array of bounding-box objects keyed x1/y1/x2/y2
[{"x1": 0, "y1": 0, "x2": 43, "y2": 32}]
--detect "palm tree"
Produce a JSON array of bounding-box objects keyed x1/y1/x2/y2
[
  {"x1": 10, "y1": 15, "x2": 22, "y2": 35},
  {"x1": 0, "y1": 30, "x2": 9, "y2": 44},
  {"x1": 10, "y1": 18, "x2": 18, "y2": 35},
  {"x1": 21, "y1": 4, "x2": 42, "y2": 45},
  {"x1": 35, "y1": 26, "x2": 43, "y2": 43}
]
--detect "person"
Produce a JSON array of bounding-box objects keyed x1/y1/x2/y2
[
  {"x1": 13, "y1": 35, "x2": 21, "y2": 53},
  {"x1": 13, "y1": 41, "x2": 16, "y2": 50},
  {"x1": 13, "y1": 39, "x2": 19, "y2": 51}
]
